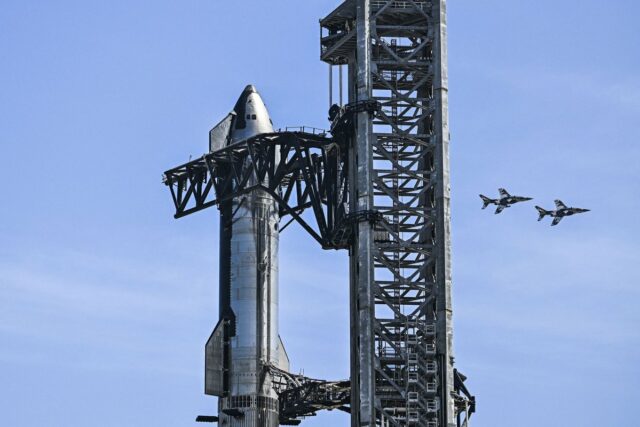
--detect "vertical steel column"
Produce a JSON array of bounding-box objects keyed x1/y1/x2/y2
[
  {"x1": 330, "y1": 64, "x2": 334, "y2": 109},
  {"x1": 351, "y1": 1, "x2": 376, "y2": 426},
  {"x1": 432, "y1": 2, "x2": 455, "y2": 426},
  {"x1": 321, "y1": 1, "x2": 459, "y2": 425}
]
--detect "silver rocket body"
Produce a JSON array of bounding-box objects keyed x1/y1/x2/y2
[{"x1": 205, "y1": 86, "x2": 289, "y2": 426}]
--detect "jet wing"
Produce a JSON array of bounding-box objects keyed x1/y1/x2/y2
[
  {"x1": 551, "y1": 216, "x2": 563, "y2": 226},
  {"x1": 554, "y1": 199, "x2": 567, "y2": 210},
  {"x1": 495, "y1": 205, "x2": 506, "y2": 214},
  {"x1": 499, "y1": 188, "x2": 510, "y2": 198}
]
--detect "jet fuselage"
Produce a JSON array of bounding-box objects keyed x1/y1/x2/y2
[
  {"x1": 535, "y1": 200, "x2": 590, "y2": 225},
  {"x1": 480, "y1": 188, "x2": 532, "y2": 214}
]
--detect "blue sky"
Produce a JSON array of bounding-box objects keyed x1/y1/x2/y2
[{"x1": 1, "y1": 1, "x2": 638, "y2": 426}]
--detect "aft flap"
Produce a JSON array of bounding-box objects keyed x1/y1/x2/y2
[{"x1": 205, "y1": 320, "x2": 227, "y2": 397}]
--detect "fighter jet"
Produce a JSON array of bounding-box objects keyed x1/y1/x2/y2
[
  {"x1": 479, "y1": 188, "x2": 533, "y2": 214},
  {"x1": 535, "y1": 200, "x2": 590, "y2": 226}
]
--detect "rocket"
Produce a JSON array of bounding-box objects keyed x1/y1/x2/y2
[{"x1": 205, "y1": 85, "x2": 289, "y2": 426}]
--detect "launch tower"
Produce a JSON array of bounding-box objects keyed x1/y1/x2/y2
[
  {"x1": 163, "y1": 1, "x2": 474, "y2": 426},
  {"x1": 321, "y1": 1, "x2": 469, "y2": 426}
]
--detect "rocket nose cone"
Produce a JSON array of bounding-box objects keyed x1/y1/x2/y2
[
  {"x1": 244, "y1": 84, "x2": 258, "y2": 94},
  {"x1": 233, "y1": 85, "x2": 263, "y2": 114},
  {"x1": 230, "y1": 84, "x2": 274, "y2": 142}
]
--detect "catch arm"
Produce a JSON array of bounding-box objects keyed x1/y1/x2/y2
[{"x1": 163, "y1": 130, "x2": 351, "y2": 249}]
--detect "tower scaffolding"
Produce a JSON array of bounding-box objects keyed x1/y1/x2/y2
[{"x1": 321, "y1": 1, "x2": 473, "y2": 425}]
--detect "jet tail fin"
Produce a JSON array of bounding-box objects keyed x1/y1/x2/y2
[
  {"x1": 535, "y1": 206, "x2": 550, "y2": 221},
  {"x1": 479, "y1": 195, "x2": 492, "y2": 210}
]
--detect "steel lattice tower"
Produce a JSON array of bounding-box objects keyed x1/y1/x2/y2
[{"x1": 321, "y1": 1, "x2": 463, "y2": 426}]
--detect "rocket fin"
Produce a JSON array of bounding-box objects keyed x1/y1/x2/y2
[
  {"x1": 277, "y1": 335, "x2": 290, "y2": 372},
  {"x1": 209, "y1": 113, "x2": 235, "y2": 153},
  {"x1": 205, "y1": 319, "x2": 228, "y2": 397}
]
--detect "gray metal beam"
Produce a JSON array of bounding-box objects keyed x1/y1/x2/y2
[
  {"x1": 431, "y1": 2, "x2": 455, "y2": 426},
  {"x1": 351, "y1": 1, "x2": 376, "y2": 426}
]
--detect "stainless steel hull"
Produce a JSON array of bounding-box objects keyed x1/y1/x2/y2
[
  {"x1": 207, "y1": 85, "x2": 284, "y2": 426},
  {"x1": 217, "y1": 190, "x2": 280, "y2": 427}
]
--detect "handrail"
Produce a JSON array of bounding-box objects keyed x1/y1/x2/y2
[{"x1": 280, "y1": 126, "x2": 328, "y2": 136}]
